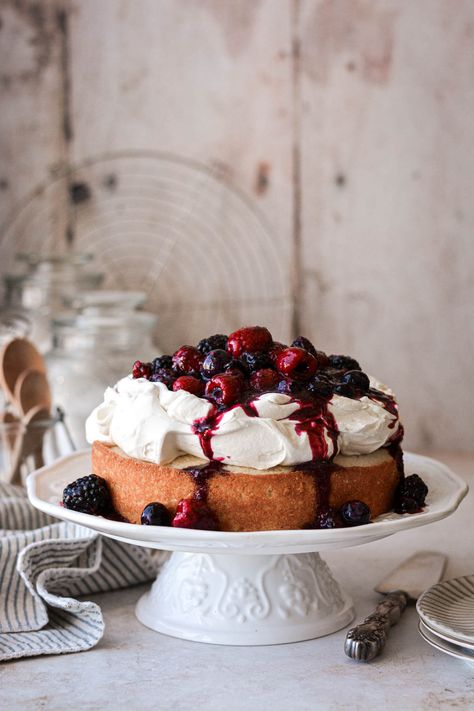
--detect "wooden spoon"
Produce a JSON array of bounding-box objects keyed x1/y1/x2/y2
[
  {"x1": 8, "y1": 405, "x2": 50, "y2": 486},
  {"x1": 13, "y1": 369, "x2": 52, "y2": 417},
  {"x1": 0, "y1": 338, "x2": 46, "y2": 405}
]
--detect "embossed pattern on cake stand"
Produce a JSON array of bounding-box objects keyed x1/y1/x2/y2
[{"x1": 27, "y1": 451, "x2": 467, "y2": 646}]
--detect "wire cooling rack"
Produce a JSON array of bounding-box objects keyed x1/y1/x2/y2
[{"x1": 0, "y1": 152, "x2": 291, "y2": 351}]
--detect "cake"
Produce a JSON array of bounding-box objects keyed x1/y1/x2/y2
[{"x1": 63, "y1": 326, "x2": 428, "y2": 530}]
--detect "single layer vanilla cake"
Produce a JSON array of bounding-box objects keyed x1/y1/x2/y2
[
  {"x1": 63, "y1": 327, "x2": 428, "y2": 530},
  {"x1": 63, "y1": 326, "x2": 427, "y2": 531}
]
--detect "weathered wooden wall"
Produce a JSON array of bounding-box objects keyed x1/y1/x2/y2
[{"x1": 0, "y1": 0, "x2": 473, "y2": 453}]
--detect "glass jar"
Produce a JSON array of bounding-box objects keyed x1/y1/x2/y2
[
  {"x1": 46, "y1": 310, "x2": 157, "y2": 448},
  {"x1": 3, "y1": 253, "x2": 104, "y2": 352},
  {"x1": 0, "y1": 309, "x2": 31, "y2": 345}
]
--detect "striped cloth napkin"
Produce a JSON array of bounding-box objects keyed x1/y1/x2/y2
[{"x1": 0, "y1": 481, "x2": 164, "y2": 661}]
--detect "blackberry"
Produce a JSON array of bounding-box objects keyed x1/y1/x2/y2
[
  {"x1": 240, "y1": 351, "x2": 272, "y2": 372},
  {"x1": 63, "y1": 474, "x2": 111, "y2": 515},
  {"x1": 328, "y1": 354, "x2": 361, "y2": 371},
  {"x1": 394, "y1": 497, "x2": 420, "y2": 514},
  {"x1": 395, "y1": 474, "x2": 428, "y2": 510},
  {"x1": 151, "y1": 355, "x2": 173, "y2": 373},
  {"x1": 197, "y1": 334, "x2": 228, "y2": 355},
  {"x1": 307, "y1": 374, "x2": 334, "y2": 398},
  {"x1": 150, "y1": 368, "x2": 175, "y2": 388},
  {"x1": 291, "y1": 336, "x2": 318, "y2": 358}
]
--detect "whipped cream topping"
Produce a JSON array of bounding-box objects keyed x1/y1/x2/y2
[{"x1": 85, "y1": 374, "x2": 400, "y2": 470}]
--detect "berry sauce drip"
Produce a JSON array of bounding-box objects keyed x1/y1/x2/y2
[
  {"x1": 299, "y1": 459, "x2": 341, "y2": 526},
  {"x1": 289, "y1": 397, "x2": 339, "y2": 460},
  {"x1": 191, "y1": 409, "x2": 225, "y2": 461},
  {"x1": 192, "y1": 402, "x2": 259, "y2": 460},
  {"x1": 184, "y1": 461, "x2": 224, "y2": 503},
  {"x1": 368, "y1": 388, "x2": 398, "y2": 423}
]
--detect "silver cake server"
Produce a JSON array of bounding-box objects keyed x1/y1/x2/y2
[{"x1": 345, "y1": 551, "x2": 446, "y2": 662}]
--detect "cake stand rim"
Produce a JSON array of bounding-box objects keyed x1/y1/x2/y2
[{"x1": 26, "y1": 449, "x2": 468, "y2": 555}]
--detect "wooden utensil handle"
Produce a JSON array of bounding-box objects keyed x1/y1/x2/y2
[{"x1": 344, "y1": 591, "x2": 409, "y2": 662}]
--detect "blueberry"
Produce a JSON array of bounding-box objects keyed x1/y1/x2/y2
[
  {"x1": 328, "y1": 354, "x2": 361, "y2": 371},
  {"x1": 141, "y1": 502, "x2": 171, "y2": 526},
  {"x1": 333, "y1": 370, "x2": 370, "y2": 398},
  {"x1": 340, "y1": 500, "x2": 371, "y2": 526},
  {"x1": 341, "y1": 370, "x2": 370, "y2": 392},
  {"x1": 201, "y1": 349, "x2": 232, "y2": 378}
]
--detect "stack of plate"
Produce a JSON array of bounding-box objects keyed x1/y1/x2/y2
[{"x1": 416, "y1": 575, "x2": 474, "y2": 662}]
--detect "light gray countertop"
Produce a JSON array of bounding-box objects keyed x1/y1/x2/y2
[{"x1": 2, "y1": 452, "x2": 474, "y2": 711}]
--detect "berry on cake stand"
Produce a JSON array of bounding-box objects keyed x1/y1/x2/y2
[{"x1": 27, "y1": 449, "x2": 467, "y2": 646}]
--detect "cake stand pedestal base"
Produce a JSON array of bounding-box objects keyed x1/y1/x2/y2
[{"x1": 135, "y1": 551, "x2": 354, "y2": 645}]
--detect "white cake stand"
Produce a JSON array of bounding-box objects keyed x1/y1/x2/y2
[{"x1": 27, "y1": 451, "x2": 467, "y2": 646}]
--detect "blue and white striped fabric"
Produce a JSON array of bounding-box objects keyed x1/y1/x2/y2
[{"x1": 0, "y1": 481, "x2": 163, "y2": 661}]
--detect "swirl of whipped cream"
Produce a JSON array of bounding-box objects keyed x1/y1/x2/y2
[{"x1": 85, "y1": 374, "x2": 400, "y2": 470}]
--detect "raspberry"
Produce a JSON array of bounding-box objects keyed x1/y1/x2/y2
[
  {"x1": 205, "y1": 372, "x2": 243, "y2": 406},
  {"x1": 172, "y1": 498, "x2": 219, "y2": 530},
  {"x1": 63, "y1": 474, "x2": 111, "y2": 515},
  {"x1": 250, "y1": 368, "x2": 279, "y2": 393},
  {"x1": 197, "y1": 334, "x2": 228, "y2": 355},
  {"x1": 172, "y1": 345, "x2": 203, "y2": 375},
  {"x1": 227, "y1": 326, "x2": 273, "y2": 357},
  {"x1": 173, "y1": 375, "x2": 204, "y2": 396},
  {"x1": 141, "y1": 502, "x2": 171, "y2": 526},
  {"x1": 132, "y1": 360, "x2": 151, "y2": 379},
  {"x1": 240, "y1": 351, "x2": 272, "y2": 372},
  {"x1": 151, "y1": 355, "x2": 173, "y2": 373},
  {"x1": 276, "y1": 347, "x2": 318, "y2": 381},
  {"x1": 290, "y1": 337, "x2": 330, "y2": 368}
]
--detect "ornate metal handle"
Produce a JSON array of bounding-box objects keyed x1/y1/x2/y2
[{"x1": 344, "y1": 591, "x2": 409, "y2": 662}]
